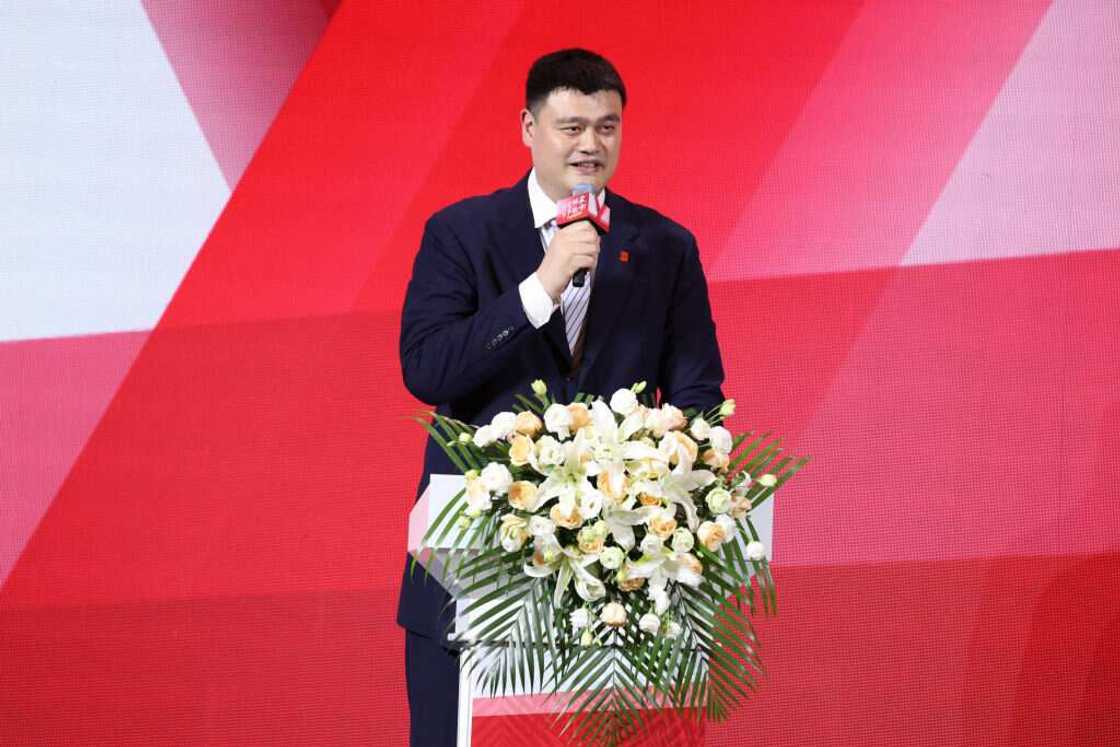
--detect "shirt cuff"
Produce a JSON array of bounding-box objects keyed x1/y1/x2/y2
[{"x1": 518, "y1": 273, "x2": 559, "y2": 329}]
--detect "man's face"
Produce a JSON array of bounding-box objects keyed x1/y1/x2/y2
[{"x1": 520, "y1": 88, "x2": 623, "y2": 203}]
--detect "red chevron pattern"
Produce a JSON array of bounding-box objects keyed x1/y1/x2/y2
[{"x1": 2, "y1": 1, "x2": 1118, "y2": 744}]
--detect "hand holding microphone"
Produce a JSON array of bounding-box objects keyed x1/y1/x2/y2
[{"x1": 536, "y1": 183, "x2": 612, "y2": 300}]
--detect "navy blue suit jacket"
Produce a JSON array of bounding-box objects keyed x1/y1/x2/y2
[{"x1": 396, "y1": 172, "x2": 725, "y2": 640}]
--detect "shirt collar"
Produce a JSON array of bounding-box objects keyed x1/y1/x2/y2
[{"x1": 527, "y1": 167, "x2": 607, "y2": 229}]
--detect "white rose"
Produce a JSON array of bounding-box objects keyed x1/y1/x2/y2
[
  {"x1": 719, "y1": 399, "x2": 736, "y2": 417},
  {"x1": 696, "y1": 521, "x2": 727, "y2": 552},
  {"x1": 472, "y1": 424, "x2": 496, "y2": 448},
  {"x1": 480, "y1": 463, "x2": 513, "y2": 495},
  {"x1": 531, "y1": 379, "x2": 548, "y2": 396},
  {"x1": 599, "y1": 546, "x2": 625, "y2": 569},
  {"x1": 639, "y1": 532, "x2": 664, "y2": 557},
  {"x1": 715, "y1": 513, "x2": 738, "y2": 538},
  {"x1": 600, "y1": 601, "x2": 627, "y2": 627},
  {"x1": 746, "y1": 541, "x2": 767, "y2": 561},
  {"x1": 580, "y1": 628, "x2": 595, "y2": 647},
  {"x1": 528, "y1": 515, "x2": 556, "y2": 537},
  {"x1": 575, "y1": 576, "x2": 606, "y2": 602},
  {"x1": 499, "y1": 514, "x2": 530, "y2": 552},
  {"x1": 688, "y1": 417, "x2": 711, "y2": 441},
  {"x1": 705, "y1": 487, "x2": 732, "y2": 515},
  {"x1": 638, "y1": 612, "x2": 661, "y2": 635},
  {"x1": 489, "y1": 411, "x2": 517, "y2": 439},
  {"x1": 570, "y1": 607, "x2": 591, "y2": 630},
  {"x1": 543, "y1": 403, "x2": 573, "y2": 439},
  {"x1": 465, "y1": 477, "x2": 492, "y2": 513},
  {"x1": 534, "y1": 436, "x2": 564, "y2": 471},
  {"x1": 708, "y1": 426, "x2": 733, "y2": 454},
  {"x1": 609, "y1": 388, "x2": 639, "y2": 416},
  {"x1": 664, "y1": 621, "x2": 682, "y2": 639},
  {"x1": 758, "y1": 473, "x2": 778, "y2": 488},
  {"x1": 671, "y1": 528, "x2": 695, "y2": 553}
]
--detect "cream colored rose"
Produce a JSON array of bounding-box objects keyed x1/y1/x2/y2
[
  {"x1": 638, "y1": 492, "x2": 662, "y2": 507},
  {"x1": 701, "y1": 448, "x2": 730, "y2": 472},
  {"x1": 600, "y1": 601, "x2": 627, "y2": 627},
  {"x1": 567, "y1": 402, "x2": 591, "y2": 431},
  {"x1": 577, "y1": 525, "x2": 606, "y2": 554},
  {"x1": 648, "y1": 508, "x2": 678, "y2": 539},
  {"x1": 696, "y1": 520, "x2": 727, "y2": 552},
  {"x1": 729, "y1": 494, "x2": 751, "y2": 520},
  {"x1": 550, "y1": 502, "x2": 582, "y2": 530},
  {"x1": 758, "y1": 473, "x2": 778, "y2": 488},
  {"x1": 719, "y1": 399, "x2": 736, "y2": 417},
  {"x1": 514, "y1": 410, "x2": 543, "y2": 437},
  {"x1": 616, "y1": 563, "x2": 646, "y2": 591},
  {"x1": 509, "y1": 434, "x2": 534, "y2": 466},
  {"x1": 507, "y1": 480, "x2": 540, "y2": 511},
  {"x1": 746, "y1": 540, "x2": 767, "y2": 561},
  {"x1": 677, "y1": 552, "x2": 703, "y2": 577},
  {"x1": 531, "y1": 379, "x2": 548, "y2": 396},
  {"x1": 638, "y1": 612, "x2": 661, "y2": 635}
]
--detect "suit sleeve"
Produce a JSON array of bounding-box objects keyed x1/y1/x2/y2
[
  {"x1": 400, "y1": 213, "x2": 535, "y2": 405},
  {"x1": 658, "y1": 233, "x2": 727, "y2": 412}
]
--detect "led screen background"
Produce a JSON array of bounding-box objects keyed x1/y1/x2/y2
[{"x1": 1, "y1": 1, "x2": 1117, "y2": 744}]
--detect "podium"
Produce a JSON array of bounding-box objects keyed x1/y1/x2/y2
[{"x1": 407, "y1": 474, "x2": 775, "y2": 747}]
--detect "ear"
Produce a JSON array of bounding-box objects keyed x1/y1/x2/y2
[{"x1": 519, "y1": 108, "x2": 535, "y2": 148}]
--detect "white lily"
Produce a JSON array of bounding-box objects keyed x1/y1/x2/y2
[
  {"x1": 527, "y1": 545, "x2": 606, "y2": 607},
  {"x1": 659, "y1": 469, "x2": 717, "y2": 531},
  {"x1": 600, "y1": 499, "x2": 659, "y2": 551}
]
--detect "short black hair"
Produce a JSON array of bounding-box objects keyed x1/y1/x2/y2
[{"x1": 525, "y1": 48, "x2": 627, "y2": 114}]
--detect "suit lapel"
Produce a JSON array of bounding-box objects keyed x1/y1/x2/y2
[
  {"x1": 496, "y1": 173, "x2": 572, "y2": 368},
  {"x1": 576, "y1": 192, "x2": 640, "y2": 390}
]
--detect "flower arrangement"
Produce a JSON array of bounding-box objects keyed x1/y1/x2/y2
[{"x1": 412, "y1": 380, "x2": 807, "y2": 745}]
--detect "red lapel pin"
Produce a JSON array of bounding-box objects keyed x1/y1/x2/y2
[{"x1": 618, "y1": 250, "x2": 630, "y2": 263}]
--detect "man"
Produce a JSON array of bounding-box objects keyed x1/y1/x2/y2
[{"x1": 396, "y1": 48, "x2": 725, "y2": 745}]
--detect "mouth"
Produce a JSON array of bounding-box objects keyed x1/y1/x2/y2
[{"x1": 569, "y1": 160, "x2": 603, "y2": 173}]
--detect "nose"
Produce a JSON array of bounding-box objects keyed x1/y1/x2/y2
[{"x1": 576, "y1": 127, "x2": 600, "y2": 155}]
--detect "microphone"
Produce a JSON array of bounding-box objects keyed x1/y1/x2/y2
[{"x1": 555, "y1": 183, "x2": 610, "y2": 287}]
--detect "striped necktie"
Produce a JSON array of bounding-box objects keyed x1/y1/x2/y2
[{"x1": 540, "y1": 219, "x2": 591, "y2": 359}]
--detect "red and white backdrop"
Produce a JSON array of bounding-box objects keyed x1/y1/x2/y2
[{"x1": 2, "y1": 1, "x2": 1117, "y2": 744}]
